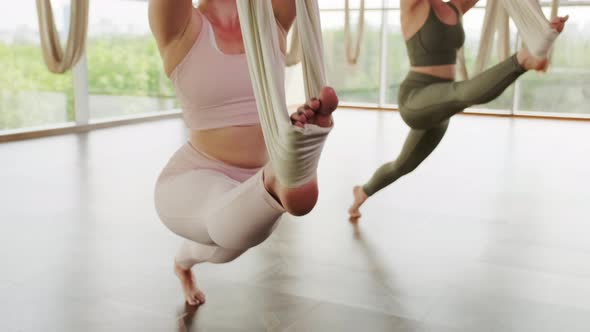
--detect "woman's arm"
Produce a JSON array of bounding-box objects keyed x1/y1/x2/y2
[
  {"x1": 272, "y1": 0, "x2": 297, "y2": 32},
  {"x1": 148, "y1": 0, "x2": 194, "y2": 49},
  {"x1": 401, "y1": 0, "x2": 426, "y2": 13},
  {"x1": 451, "y1": 0, "x2": 480, "y2": 14}
]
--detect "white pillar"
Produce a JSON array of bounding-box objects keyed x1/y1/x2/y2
[
  {"x1": 73, "y1": 52, "x2": 90, "y2": 125},
  {"x1": 378, "y1": 0, "x2": 390, "y2": 107}
]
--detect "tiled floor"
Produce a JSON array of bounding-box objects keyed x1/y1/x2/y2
[{"x1": 1, "y1": 110, "x2": 589, "y2": 331}]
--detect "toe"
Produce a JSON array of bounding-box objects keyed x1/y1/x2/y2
[
  {"x1": 308, "y1": 98, "x2": 320, "y2": 111},
  {"x1": 189, "y1": 293, "x2": 202, "y2": 306},
  {"x1": 319, "y1": 86, "x2": 339, "y2": 114},
  {"x1": 291, "y1": 112, "x2": 307, "y2": 125},
  {"x1": 196, "y1": 292, "x2": 206, "y2": 303},
  {"x1": 297, "y1": 113, "x2": 308, "y2": 123}
]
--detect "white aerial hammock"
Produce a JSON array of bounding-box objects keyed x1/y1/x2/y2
[
  {"x1": 287, "y1": 0, "x2": 366, "y2": 67},
  {"x1": 286, "y1": 25, "x2": 302, "y2": 67},
  {"x1": 344, "y1": 0, "x2": 366, "y2": 65},
  {"x1": 469, "y1": 0, "x2": 511, "y2": 77},
  {"x1": 237, "y1": 0, "x2": 332, "y2": 188},
  {"x1": 501, "y1": 0, "x2": 559, "y2": 57},
  {"x1": 36, "y1": 0, "x2": 89, "y2": 74},
  {"x1": 458, "y1": 0, "x2": 559, "y2": 80}
]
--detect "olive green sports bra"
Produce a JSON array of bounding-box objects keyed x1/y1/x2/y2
[{"x1": 405, "y1": 2, "x2": 465, "y2": 66}]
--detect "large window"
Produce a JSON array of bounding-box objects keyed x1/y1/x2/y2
[
  {"x1": 321, "y1": 10, "x2": 382, "y2": 104},
  {"x1": 516, "y1": 6, "x2": 590, "y2": 116},
  {"x1": 0, "y1": 1, "x2": 74, "y2": 131},
  {"x1": 1, "y1": 0, "x2": 589, "y2": 135},
  {"x1": 86, "y1": 0, "x2": 177, "y2": 120},
  {"x1": 453, "y1": 6, "x2": 518, "y2": 112},
  {"x1": 383, "y1": 9, "x2": 409, "y2": 106},
  {"x1": 287, "y1": 0, "x2": 384, "y2": 105}
]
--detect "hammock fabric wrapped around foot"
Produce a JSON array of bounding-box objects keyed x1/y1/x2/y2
[
  {"x1": 500, "y1": 0, "x2": 559, "y2": 58},
  {"x1": 461, "y1": 0, "x2": 560, "y2": 79},
  {"x1": 237, "y1": 0, "x2": 333, "y2": 188},
  {"x1": 344, "y1": 0, "x2": 365, "y2": 65}
]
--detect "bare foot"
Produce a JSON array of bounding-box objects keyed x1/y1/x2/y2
[
  {"x1": 517, "y1": 15, "x2": 568, "y2": 72},
  {"x1": 264, "y1": 86, "x2": 339, "y2": 216},
  {"x1": 517, "y1": 47, "x2": 549, "y2": 72},
  {"x1": 290, "y1": 87, "x2": 338, "y2": 128},
  {"x1": 348, "y1": 185, "x2": 368, "y2": 221},
  {"x1": 550, "y1": 15, "x2": 568, "y2": 34},
  {"x1": 174, "y1": 262, "x2": 206, "y2": 306}
]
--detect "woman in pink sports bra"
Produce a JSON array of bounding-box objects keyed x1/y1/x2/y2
[{"x1": 150, "y1": 0, "x2": 338, "y2": 306}]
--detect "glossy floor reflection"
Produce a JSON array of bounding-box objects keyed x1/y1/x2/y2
[{"x1": 1, "y1": 110, "x2": 589, "y2": 331}]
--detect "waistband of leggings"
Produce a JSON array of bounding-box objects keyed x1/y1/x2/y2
[
  {"x1": 179, "y1": 142, "x2": 262, "y2": 179},
  {"x1": 402, "y1": 70, "x2": 454, "y2": 85}
]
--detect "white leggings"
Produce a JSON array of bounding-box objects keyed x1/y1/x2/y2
[{"x1": 154, "y1": 143, "x2": 284, "y2": 268}]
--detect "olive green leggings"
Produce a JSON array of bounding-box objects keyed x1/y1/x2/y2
[{"x1": 363, "y1": 54, "x2": 526, "y2": 196}]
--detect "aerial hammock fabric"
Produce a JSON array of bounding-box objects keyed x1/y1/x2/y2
[
  {"x1": 36, "y1": 0, "x2": 89, "y2": 74},
  {"x1": 286, "y1": 24, "x2": 302, "y2": 66},
  {"x1": 237, "y1": 0, "x2": 332, "y2": 188},
  {"x1": 502, "y1": 0, "x2": 559, "y2": 57},
  {"x1": 287, "y1": 0, "x2": 366, "y2": 67},
  {"x1": 459, "y1": 0, "x2": 559, "y2": 80},
  {"x1": 344, "y1": 0, "x2": 366, "y2": 65}
]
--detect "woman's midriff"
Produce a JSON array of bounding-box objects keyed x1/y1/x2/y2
[
  {"x1": 189, "y1": 125, "x2": 269, "y2": 169},
  {"x1": 410, "y1": 64, "x2": 456, "y2": 80}
]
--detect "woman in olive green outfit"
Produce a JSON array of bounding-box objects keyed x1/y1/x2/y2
[{"x1": 349, "y1": 0, "x2": 568, "y2": 218}]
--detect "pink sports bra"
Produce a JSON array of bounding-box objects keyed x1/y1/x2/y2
[{"x1": 170, "y1": 11, "x2": 260, "y2": 131}]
